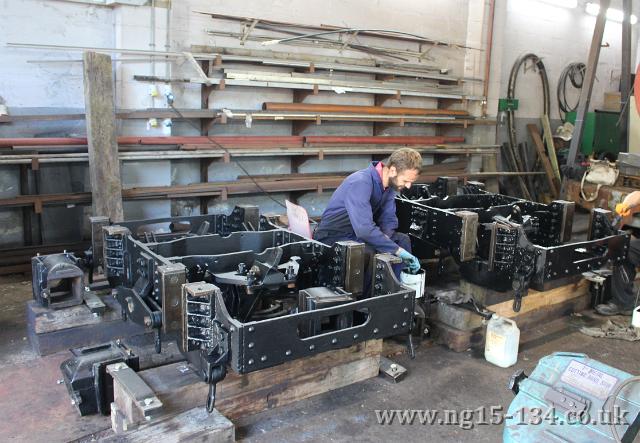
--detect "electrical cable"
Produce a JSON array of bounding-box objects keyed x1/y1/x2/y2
[
  {"x1": 557, "y1": 62, "x2": 586, "y2": 123},
  {"x1": 166, "y1": 100, "x2": 287, "y2": 209}
]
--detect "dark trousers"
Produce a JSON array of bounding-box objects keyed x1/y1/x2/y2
[
  {"x1": 316, "y1": 231, "x2": 412, "y2": 297},
  {"x1": 611, "y1": 238, "x2": 640, "y2": 309}
]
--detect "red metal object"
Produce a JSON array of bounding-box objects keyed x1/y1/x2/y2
[{"x1": 304, "y1": 136, "x2": 465, "y2": 145}]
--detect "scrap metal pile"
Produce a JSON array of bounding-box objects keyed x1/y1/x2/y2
[
  {"x1": 32, "y1": 205, "x2": 414, "y2": 414},
  {"x1": 396, "y1": 177, "x2": 629, "y2": 311}
]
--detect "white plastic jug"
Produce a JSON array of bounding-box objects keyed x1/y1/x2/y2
[
  {"x1": 484, "y1": 315, "x2": 520, "y2": 368},
  {"x1": 400, "y1": 269, "x2": 426, "y2": 299},
  {"x1": 632, "y1": 306, "x2": 640, "y2": 328}
]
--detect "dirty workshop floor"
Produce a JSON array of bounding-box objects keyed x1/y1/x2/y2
[{"x1": 0, "y1": 271, "x2": 639, "y2": 442}]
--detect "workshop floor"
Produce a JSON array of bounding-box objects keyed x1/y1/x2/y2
[{"x1": 0, "y1": 272, "x2": 638, "y2": 442}]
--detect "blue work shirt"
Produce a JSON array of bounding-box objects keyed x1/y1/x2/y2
[{"x1": 314, "y1": 162, "x2": 400, "y2": 253}]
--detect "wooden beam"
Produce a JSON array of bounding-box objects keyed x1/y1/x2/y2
[
  {"x1": 83, "y1": 51, "x2": 124, "y2": 222},
  {"x1": 527, "y1": 124, "x2": 559, "y2": 198}
]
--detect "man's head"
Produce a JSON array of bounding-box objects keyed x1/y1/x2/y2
[{"x1": 386, "y1": 148, "x2": 422, "y2": 191}]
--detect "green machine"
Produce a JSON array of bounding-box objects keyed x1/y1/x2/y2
[{"x1": 566, "y1": 110, "x2": 621, "y2": 156}]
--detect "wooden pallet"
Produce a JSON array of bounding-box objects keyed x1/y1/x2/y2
[{"x1": 431, "y1": 279, "x2": 591, "y2": 352}]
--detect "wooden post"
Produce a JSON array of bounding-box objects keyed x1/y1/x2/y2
[{"x1": 83, "y1": 51, "x2": 124, "y2": 222}]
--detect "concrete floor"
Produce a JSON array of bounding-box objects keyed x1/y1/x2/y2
[{"x1": 0, "y1": 271, "x2": 639, "y2": 442}]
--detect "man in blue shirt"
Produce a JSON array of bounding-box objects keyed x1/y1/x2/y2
[{"x1": 314, "y1": 148, "x2": 422, "y2": 293}]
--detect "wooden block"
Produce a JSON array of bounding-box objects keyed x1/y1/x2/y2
[
  {"x1": 431, "y1": 320, "x2": 485, "y2": 352},
  {"x1": 459, "y1": 276, "x2": 583, "y2": 308},
  {"x1": 138, "y1": 339, "x2": 382, "y2": 420},
  {"x1": 26, "y1": 296, "x2": 145, "y2": 356},
  {"x1": 435, "y1": 301, "x2": 484, "y2": 331},
  {"x1": 103, "y1": 407, "x2": 234, "y2": 443},
  {"x1": 489, "y1": 279, "x2": 589, "y2": 318},
  {"x1": 458, "y1": 279, "x2": 514, "y2": 306}
]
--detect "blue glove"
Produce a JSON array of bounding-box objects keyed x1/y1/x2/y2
[{"x1": 397, "y1": 248, "x2": 421, "y2": 274}]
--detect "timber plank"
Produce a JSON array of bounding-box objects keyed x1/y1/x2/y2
[{"x1": 138, "y1": 340, "x2": 382, "y2": 421}]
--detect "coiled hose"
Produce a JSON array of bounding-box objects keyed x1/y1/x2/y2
[
  {"x1": 557, "y1": 62, "x2": 586, "y2": 123},
  {"x1": 506, "y1": 53, "x2": 550, "y2": 200}
]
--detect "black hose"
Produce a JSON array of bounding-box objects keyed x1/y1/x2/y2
[
  {"x1": 557, "y1": 62, "x2": 586, "y2": 122},
  {"x1": 506, "y1": 53, "x2": 550, "y2": 200}
]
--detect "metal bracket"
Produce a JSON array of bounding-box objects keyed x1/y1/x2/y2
[{"x1": 379, "y1": 356, "x2": 408, "y2": 383}]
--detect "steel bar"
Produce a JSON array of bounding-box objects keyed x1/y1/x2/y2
[
  {"x1": 0, "y1": 172, "x2": 543, "y2": 209},
  {"x1": 223, "y1": 69, "x2": 463, "y2": 94},
  {"x1": 304, "y1": 136, "x2": 465, "y2": 145},
  {"x1": 195, "y1": 11, "x2": 477, "y2": 50},
  {"x1": 0, "y1": 136, "x2": 305, "y2": 148},
  {"x1": 566, "y1": 0, "x2": 610, "y2": 167},
  {"x1": 481, "y1": 0, "x2": 495, "y2": 117},
  {"x1": 0, "y1": 145, "x2": 499, "y2": 164},
  {"x1": 262, "y1": 102, "x2": 468, "y2": 116},
  {"x1": 0, "y1": 135, "x2": 468, "y2": 148},
  {"x1": 620, "y1": 0, "x2": 632, "y2": 153}
]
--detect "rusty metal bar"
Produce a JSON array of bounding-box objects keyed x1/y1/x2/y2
[{"x1": 263, "y1": 102, "x2": 468, "y2": 116}]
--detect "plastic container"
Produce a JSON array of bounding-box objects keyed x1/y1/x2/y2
[
  {"x1": 484, "y1": 315, "x2": 520, "y2": 368},
  {"x1": 632, "y1": 305, "x2": 640, "y2": 328},
  {"x1": 400, "y1": 269, "x2": 426, "y2": 299}
]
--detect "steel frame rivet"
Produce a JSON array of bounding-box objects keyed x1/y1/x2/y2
[
  {"x1": 309, "y1": 344, "x2": 315, "y2": 350},
  {"x1": 260, "y1": 355, "x2": 267, "y2": 362},
  {"x1": 373, "y1": 328, "x2": 379, "y2": 334},
  {"x1": 285, "y1": 350, "x2": 291, "y2": 356},
  {"x1": 248, "y1": 359, "x2": 254, "y2": 365},
  {"x1": 248, "y1": 342, "x2": 254, "y2": 348},
  {"x1": 331, "y1": 338, "x2": 337, "y2": 344}
]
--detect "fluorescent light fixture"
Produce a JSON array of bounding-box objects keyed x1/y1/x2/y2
[
  {"x1": 537, "y1": 0, "x2": 578, "y2": 8},
  {"x1": 585, "y1": 2, "x2": 638, "y2": 24}
]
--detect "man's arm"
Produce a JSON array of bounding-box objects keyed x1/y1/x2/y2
[
  {"x1": 344, "y1": 180, "x2": 400, "y2": 254},
  {"x1": 377, "y1": 192, "x2": 399, "y2": 237},
  {"x1": 618, "y1": 191, "x2": 640, "y2": 215}
]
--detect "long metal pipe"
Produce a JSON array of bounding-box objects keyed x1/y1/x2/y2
[
  {"x1": 0, "y1": 135, "x2": 465, "y2": 147},
  {"x1": 0, "y1": 136, "x2": 305, "y2": 147},
  {"x1": 481, "y1": 0, "x2": 496, "y2": 118},
  {"x1": 620, "y1": 0, "x2": 632, "y2": 153},
  {"x1": 305, "y1": 136, "x2": 465, "y2": 145},
  {"x1": 263, "y1": 102, "x2": 468, "y2": 116}
]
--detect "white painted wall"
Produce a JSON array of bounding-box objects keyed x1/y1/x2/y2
[
  {"x1": 0, "y1": 0, "x2": 637, "y2": 247},
  {"x1": 487, "y1": 0, "x2": 639, "y2": 119}
]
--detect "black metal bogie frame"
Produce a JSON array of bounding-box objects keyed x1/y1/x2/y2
[
  {"x1": 97, "y1": 206, "x2": 414, "y2": 411},
  {"x1": 396, "y1": 181, "x2": 630, "y2": 310}
]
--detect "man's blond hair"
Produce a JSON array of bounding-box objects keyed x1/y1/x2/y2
[{"x1": 387, "y1": 148, "x2": 422, "y2": 173}]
